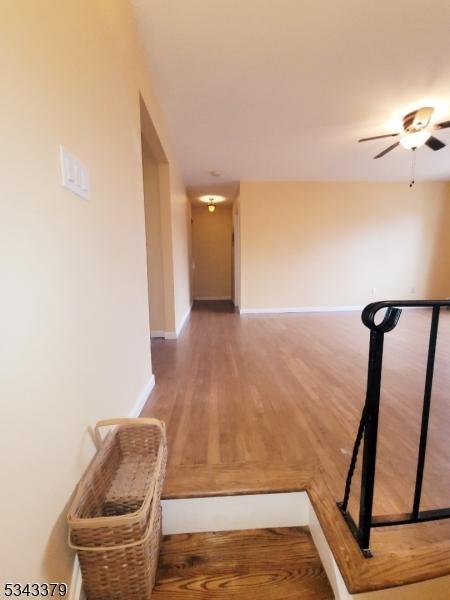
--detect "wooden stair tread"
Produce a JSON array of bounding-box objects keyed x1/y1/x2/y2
[
  {"x1": 162, "y1": 462, "x2": 316, "y2": 499},
  {"x1": 153, "y1": 526, "x2": 334, "y2": 599}
]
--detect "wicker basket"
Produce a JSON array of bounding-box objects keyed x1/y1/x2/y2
[{"x1": 67, "y1": 418, "x2": 167, "y2": 600}]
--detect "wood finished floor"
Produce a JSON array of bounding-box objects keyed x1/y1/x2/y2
[
  {"x1": 143, "y1": 300, "x2": 450, "y2": 591},
  {"x1": 153, "y1": 527, "x2": 333, "y2": 599}
]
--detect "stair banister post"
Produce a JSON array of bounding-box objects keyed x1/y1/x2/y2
[{"x1": 357, "y1": 328, "x2": 384, "y2": 555}]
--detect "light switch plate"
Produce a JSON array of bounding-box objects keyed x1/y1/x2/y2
[{"x1": 60, "y1": 145, "x2": 90, "y2": 200}]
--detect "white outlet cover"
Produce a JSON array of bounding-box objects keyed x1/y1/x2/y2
[{"x1": 60, "y1": 145, "x2": 90, "y2": 200}]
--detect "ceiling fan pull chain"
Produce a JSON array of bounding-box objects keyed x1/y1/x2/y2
[{"x1": 409, "y1": 149, "x2": 416, "y2": 188}]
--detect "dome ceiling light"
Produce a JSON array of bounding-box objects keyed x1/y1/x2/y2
[{"x1": 199, "y1": 195, "x2": 226, "y2": 213}]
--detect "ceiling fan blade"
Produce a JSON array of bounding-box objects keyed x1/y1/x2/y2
[
  {"x1": 433, "y1": 120, "x2": 450, "y2": 130},
  {"x1": 358, "y1": 133, "x2": 399, "y2": 142},
  {"x1": 373, "y1": 142, "x2": 400, "y2": 159},
  {"x1": 426, "y1": 136, "x2": 446, "y2": 151}
]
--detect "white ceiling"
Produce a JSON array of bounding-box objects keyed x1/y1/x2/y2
[{"x1": 133, "y1": 0, "x2": 450, "y2": 193}]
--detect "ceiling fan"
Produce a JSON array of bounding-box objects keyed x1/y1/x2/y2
[{"x1": 358, "y1": 107, "x2": 450, "y2": 159}]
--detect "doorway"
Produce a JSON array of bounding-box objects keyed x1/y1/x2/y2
[
  {"x1": 233, "y1": 213, "x2": 240, "y2": 309},
  {"x1": 192, "y1": 204, "x2": 233, "y2": 302},
  {"x1": 141, "y1": 136, "x2": 165, "y2": 337},
  {"x1": 140, "y1": 96, "x2": 171, "y2": 338}
]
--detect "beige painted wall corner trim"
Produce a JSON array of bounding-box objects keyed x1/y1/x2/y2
[
  {"x1": 164, "y1": 302, "x2": 192, "y2": 339},
  {"x1": 129, "y1": 374, "x2": 156, "y2": 417},
  {"x1": 240, "y1": 305, "x2": 364, "y2": 314}
]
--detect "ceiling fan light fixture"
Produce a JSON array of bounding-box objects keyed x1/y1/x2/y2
[
  {"x1": 400, "y1": 129, "x2": 431, "y2": 150},
  {"x1": 208, "y1": 202, "x2": 216, "y2": 213}
]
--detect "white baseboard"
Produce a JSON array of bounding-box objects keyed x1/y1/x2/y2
[
  {"x1": 129, "y1": 374, "x2": 156, "y2": 417},
  {"x1": 176, "y1": 302, "x2": 193, "y2": 335},
  {"x1": 240, "y1": 305, "x2": 364, "y2": 315},
  {"x1": 68, "y1": 556, "x2": 84, "y2": 600},
  {"x1": 164, "y1": 302, "x2": 192, "y2": 339},
  {"x1": 194, "y1": 296, "x2": 232, "y2": 301},
  {"x1": 150, "y1": 330, "x2": 165, "y2": 338},
  {"x1": 163, "y1": 331, "x2": 177, "y2": 340}
]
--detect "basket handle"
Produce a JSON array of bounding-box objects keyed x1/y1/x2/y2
[
  {"x1": 68, "y1": 483, "x2": 159, "y2": 552},
  {"x1": 94, "y1": 417, "x2": 166, "y2": 448}
]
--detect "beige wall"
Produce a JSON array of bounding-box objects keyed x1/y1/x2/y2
[
  {"x1": 0, "y1": 0, "x2": 190, "y2": 587},
  {"x1": 239, "y1": 182, "x2": 450, "y2": 310},
  {"x1": 193, "y1": 206, "x2": 233, "y2": 299}
]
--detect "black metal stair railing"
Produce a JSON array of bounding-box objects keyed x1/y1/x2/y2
[{"x1": 337, "y1": 300, "x2": 450, "y2": 558}]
